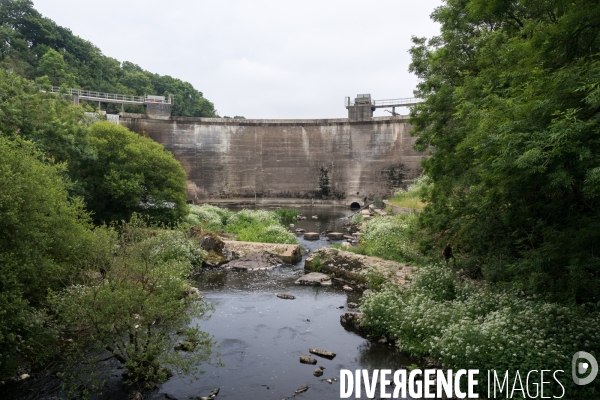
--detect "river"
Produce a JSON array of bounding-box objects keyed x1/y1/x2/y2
[{"x1": 1, "y1": 205, "x2": 416, "y2": 400}]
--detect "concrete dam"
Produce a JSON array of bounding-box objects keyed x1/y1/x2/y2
[{"x1": 119, "y1": 113, "x2": 424, "y2": 207}]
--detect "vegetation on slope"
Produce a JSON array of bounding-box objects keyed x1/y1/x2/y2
[
  {"x1": 356, "y1": 0, "x2": 600, "y2": 396},
  {"x1": 0, "y1": 0, "x2": 218, "y2": 117},
  {"x1": 186, "y1": 205, "x2": 298, "y2": 244},
  {"x1": 410, "y1": 0, "x2": 600, "y2": 302}
]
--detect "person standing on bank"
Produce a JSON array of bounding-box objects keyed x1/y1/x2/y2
[{"x1": 442, "y1": 243, "x2": 454, "y2": 265}]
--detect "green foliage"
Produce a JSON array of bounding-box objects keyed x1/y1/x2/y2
[
  {"x1": 0, "y1": 69, "x2": 91, "y2": 174},
  {"x1": 308, "y1": 254, "x2": 322, "y2": 272},
  {"x1": 77, "y1": 121, "x2": 188, "y2": 225},
  {"x1": 184, "y1": 205, "x2": 298, "y2": 244},
  {"x1": 388, "y1": 176, "x2": 429, "y2": 210},
  {"x1": 364, "y1": 269, "x2": 387, "y2": 291},
  {"x1": 351, "y1": 213, "x2": 363, "y2": 225},
  {"x1": 186, "y1": 204, "x2": 232, "y2": 231},
  {"x1": 361, "y1": 264, "x2": 600, "y2": 397},
  {"x1": 0, "y1": 0, "x2": 217, "y2": 117},
  {"x1": 274, "y1": 208, "x2": 299, "y2": 223},
  {"x1": 49, "y1": 218, "x2": 215, "y2": 393},
  {"x1": 360, "y1": 213, "x2": 427, "y2": 265},
  {"x1": 409, "y1": 0, "x2": 600, "y2": 301},
  {"x1": 37, "y1": 48, "x2": 75, "y2": 87},
  {"x1": 0, "y1": 137, "x2": 94, "y2": 378}
]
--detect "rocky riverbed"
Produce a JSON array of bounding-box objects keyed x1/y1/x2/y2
[{"x1": 0, "y1": 205, "x2": 421, "y2": 400}]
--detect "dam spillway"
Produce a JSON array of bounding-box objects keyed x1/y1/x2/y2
[{"x1": 119, "y1": 113, "x2": 424, "y2": 207}]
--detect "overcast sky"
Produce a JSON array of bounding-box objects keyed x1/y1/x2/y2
[{"x1": 33, "y1": 0, "x2": 442, "y2": 119}]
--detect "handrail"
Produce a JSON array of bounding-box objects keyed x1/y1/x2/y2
[
  {"x1": 44, "y1": 86, "x2": 171, "y2": 104},
  {"x1": 373, "y1": 97, "x2": 423, "y2": 107},
  {"x1": 345, "y1": 96, "x2": 423, "y2": 107}
]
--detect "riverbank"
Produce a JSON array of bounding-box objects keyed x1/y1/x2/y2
[{"x1": 329, "y1": 201, "x2": 600, "y2": 398}]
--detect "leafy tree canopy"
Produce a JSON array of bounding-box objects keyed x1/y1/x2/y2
[
  {"x1": 0, "y1": 0, "x2": 218, "y2": 117},
  {"x1": 410, "y1": 0, "x2": 600, "y2": 301},
  {"x1": 0, "y1": 137, "x2": 96, "y2": 377},
  {"x1": 78, "y1": 122, "x2": 188, "y2": 225}
]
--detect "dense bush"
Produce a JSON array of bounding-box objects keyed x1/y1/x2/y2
[
  {"x1": 185, "y1": 205, "x2": 297, "y2": 244},
  {"x1": 77, "y1": 122, "x2": 188, "y2": 225},
  {"x1": 0, "y1": 137, "x2": 95, "y2": 378},
  {"x1": 388, "y1": 176, "x2": 429, "y2": 210},
  {"x1": 0, "y1": 0, "x2": 218, "y2": 117},
  {"x1": 353, "y1": 213, "x2": 426, "y2": 265},
  {"x1": 361, "y1": 264, "x2": 600, "y2": 397},
  {"x1": 186, "y1": 205, "x2": 232, "y2": 231},
  {"x1": 49, "y1": 218, "x2": 214, "y2": 394},
  {"x1": 410, "y1": 0, "x2": 600, "y2": 301}
]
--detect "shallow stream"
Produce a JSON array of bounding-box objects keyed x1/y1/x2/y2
[{"x1": 1, "y1": 206, "x2": 417, "y2": 400}]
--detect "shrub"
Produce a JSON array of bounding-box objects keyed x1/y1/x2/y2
[
  {"x1": 236, "y1": 223, "x2": 297, "y2": 244},
  {"x1": 274, "y1": 208, "x2": 299, "y2": 223},
  {"x1": 186, "y1": 204, "x2": 232, "y2": 231},
  {"x1": 49, "y1": 220, "x2": 215, "y2": 395},
  {"x1": 360, "y1": 264, "x2": 600, "y2": 397},
  {"x1": 388, "y1": 176, "x2": 429, "y2": 209},
  {"x1": 361, "y1": 213, "x2": 426, "y2": 264}
]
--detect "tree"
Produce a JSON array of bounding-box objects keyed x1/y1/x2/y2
[
  {"x1": 0, "y1": 0, "x2": 219, "y2": 117},
  {"x1": 409, "y1": 0, "x2": 600, "y2": 301},
  {"x1": 37, "y1": 48, "x2": 75, "y2": 86},
  {"x1": 78, "y1": 122, "x2": 188, "y2": 225},
  {"x1": 49, "y1": 220, "x2": 213, "y2": 392},
  {"x1": 0, "y1": 136, "x2": 95, "y2": 377}
]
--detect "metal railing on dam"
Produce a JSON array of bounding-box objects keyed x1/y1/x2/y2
[
  {"x1": 42, "y1": 86, "x2": 172, "y2": 105},
  {"x1": 344, "y1": 96, "x2": 423, "y2": 108}
]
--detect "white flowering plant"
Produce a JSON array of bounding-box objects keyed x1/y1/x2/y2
[{"x1": 360, "y1": 263, "x2": 600, "y2": 397}]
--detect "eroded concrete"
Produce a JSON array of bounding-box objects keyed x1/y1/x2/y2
[{"x1": 119, "y1": 114, "x2": 424, "y2": 206}]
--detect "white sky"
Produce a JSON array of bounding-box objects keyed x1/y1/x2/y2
[{"x1": 33, "y1": 0, "x2": 442, "y2": 119}]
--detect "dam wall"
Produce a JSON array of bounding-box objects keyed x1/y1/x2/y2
[{"x1": 119, "y1": 114, "x2": 424, "y2": 207}]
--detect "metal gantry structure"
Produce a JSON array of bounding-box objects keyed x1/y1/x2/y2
[
  {"x1": 345, "y1": 94, "x2": 423, "y2": 108},
  {"x1": 43, "y1": 86, "x2": 172, "y2": 111},
  {"x1": 345, "y1": 94, "x2": 423, "y2": 118}
]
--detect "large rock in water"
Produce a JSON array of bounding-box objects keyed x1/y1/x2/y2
[
  {"x1": 224, "y1": 252, "x2": 283, "y2": 271},
  {"x1": 295, "y1": 272, "x2": 332, "y2": 286},
  {"x1": 340, "y1": 312, "x2": 365, "y2": 331},
  {"x1": 326, "y1": 232, "x2": 344, "y2": 240},
  {"x1": 223, "y1": 240, "x2": 302, "y2": 264},
  {"x1": 190, "y1": 227, "x2": 231, "y2": 267},
  {"x1": 304, "y1": 232, "x2": 320, "y2": 240}
]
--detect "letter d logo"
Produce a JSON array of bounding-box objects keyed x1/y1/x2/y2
[{"x1": 572, "y1": 351, "x2": 598, "y2": 385}]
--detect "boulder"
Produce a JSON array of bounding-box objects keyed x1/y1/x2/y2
[
  {"x1": 223, "y1": 240, "x2": 302, "y2": 264},
  {"x1": 347, "y1": 302, "x2": 358, "y2": 309},
  {"x1": 295, "y1": 228, "x2": 305, "y2": 233},
  {"x1": 327, "y1": 232, "x2": 344, "y2": 240},
  {"x1": 190, "y1": 227, "x2": 231, "y2": 267},
  {"x1": 309, "y1": 348, "x2": 336, "y2": 359},
  {"x1": 340, "y1": 312, "x2": 364, "y2": 329},
  {"x1": 295, "y1": 272, "x2": 332, "y2": 286},
  {"x1": 303, "y1": 232, "x2": 320, "y2": 240},
  {"x1": 295, "y1": 385, "x2": 309, "y2": 394},
  {"x1": 224, "y1": 252, "x2": 282, "y2": 271},
  {"x1": 276, "y1": 293, "x2": 295, "y2": 300},
  {"x1": 342, "y1": 285, "x2": 353, "y2": 291},
  {"x1": 300, "y1": 354, "x2": 317, "y2": 364},
  {"x1": 361, "y1": 209, "x2": 371, "y2": 216},
  {"x1": 313, "y1": 367, "x2": 324, "y2": 377}
]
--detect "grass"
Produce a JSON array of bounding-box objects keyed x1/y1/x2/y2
[
  {"x1": 388, "y1": 189, "x2": 426, "y2": 209},
  {"x1": 274, "y1": 208, "x2": 299, "y2": 224},
  {"x1": 387, "y1": 175, "x2": 429, "y2": 210},
  {"x1": 184, "y1": 205, "x2": 298, "y2": 244}
]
